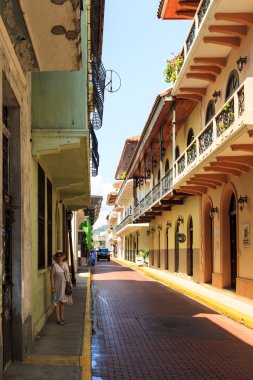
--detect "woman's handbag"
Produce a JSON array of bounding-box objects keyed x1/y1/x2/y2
[
  {"x1": 56, "y1": 262, "x2": 73, "y2": 296},
  {"x1": 65, "y1": 281, "x2": 72, "y2": 296}
]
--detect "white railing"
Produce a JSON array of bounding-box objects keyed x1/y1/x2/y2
[
  {"x1": 133, "y1": 169, "x2": 173, "y2": 220},
  {"x1": 174, "y1": 80, "x2": 247, "y2": 183},
  {"x1": 131, "y1": 78, "x2": 252, "y2": 222},
  {"x1": 115, "y1": 214, "x2": 133, "y2": 234}
]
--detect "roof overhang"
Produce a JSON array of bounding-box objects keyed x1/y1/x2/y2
[
  {"x1": 106, "y1": 191, "x2": 118, "y2": 206},
  {"x1": 173, "y1": 1, "x2": 253, "y2": 96},
  {"x1": 33, "y1": 134, "x2": 90, "y2": 211},
  {"x1": 116, "y1": 223, "x2": 149, "y2": 237},
  {"x1": 157, "y1": 0, "x2": 200, "y2": 20},
  {"x1": 116, "y1": 180, "x2": 133, "y2": 205},
  {"x1": 115, "y1": 137, "x2": 139, "y2": 180},
  {"x1": 0, "y1": 0, "x2": 82, "y2": 72},
  {"x1": 84, "y1": 195, "x2": 103, "y2": 226},
  {"x1": 127, "y1": 91, "x2": 196, "y2": 178}
]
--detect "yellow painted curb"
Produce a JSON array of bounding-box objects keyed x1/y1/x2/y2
[
  {"x1": 113, "y1": 258, "x2": 253, "y2": 329},
  {"x1": 80, "y1": 268, "x2": 92, "y2": 380}
]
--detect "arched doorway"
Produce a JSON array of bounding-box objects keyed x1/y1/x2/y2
[
  {"x1": 221, "y1": 185, "x2": 237, "y2": 289},
  {"x1": 165, "y1": 227, "x2": 169, "y2": 270},
  {"x1": 187, "y1": 217, "x2": 193, "y2": 276},
  {"x1": 203, "y1": 199, "x2": 213, "y2": 283},
  {"x1": 175, "y1": 223, "x2": 179, "y2": 272},
  {"x1": 229, "y1": 194, "x2": 237, "y2": 289}
]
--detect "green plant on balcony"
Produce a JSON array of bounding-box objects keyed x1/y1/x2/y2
[
  {"x1": 217, "y1": 102, "x2": 235, "y2": 135},
  {"x1": 164, "y1": 54, "x2": 184, "y2": 83}
]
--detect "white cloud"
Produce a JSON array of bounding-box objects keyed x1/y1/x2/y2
[{"x1": 91, "y1": 175, "x2": 114, "y2": 229}]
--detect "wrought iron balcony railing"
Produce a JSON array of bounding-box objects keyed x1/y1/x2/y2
[
  {"x1": 132, "y1": 78, "x2": 253, "y2": 222},
  {"x1": 115, "y1": 214, "x2": 133, "y2": 234},
  {"x1": 91, "y1": 57, "x2": 106, "y2": 130},
  {"x1": 133, "y1": 169, "x2": 173, "y2": 220},
  {"x1": 90, "y1": 123, "x2": 99, "y2": 176},
  {"x1": 184, "y1": 0, "x2": 211, "y2": 56},
  {"x1": 173, "y1": 79, "x2": 250, "y2": 183}
]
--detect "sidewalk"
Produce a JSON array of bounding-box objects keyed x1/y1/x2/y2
[
  {"x1": 113, "y1": 257, "x2": 253, "y2": 329},
  {"x1": 4, "y1": 268, "x2": 91, "y2": 380}
]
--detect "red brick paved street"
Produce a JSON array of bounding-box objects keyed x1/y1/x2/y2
[{"x1": 91, "y1": 261, "x2": 253, "y2": 380}]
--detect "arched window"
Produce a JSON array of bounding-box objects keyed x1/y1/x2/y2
[
  {"x1": 226, "y1": 70, "x2": 239, "y2": 101},
  {"x1": 205, "y1": 100, "x2": 215, "y2": 125},
  {"x1": 187, "y1": 128, "x2": 194, "y2": 146},
  {"x1": 175, "y1": 146, "x2": 180, "y2": 160},
  {"x1": 158, "y1": 169, "x2": 161, "y2": 182},
  {"x1": 165, "y1": 159, "x2": 169, "y2": 174}
]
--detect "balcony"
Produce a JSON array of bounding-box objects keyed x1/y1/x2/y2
[
  {"x1": 116, "y1": 179, "x2": 133, "y2": 205},
  {"x1": 173, "y1": 78, "x2": 253, "y2": 185},
  {"x1": 115, "y1": 215, "x2": 133, "y2": 234},
  {"x1": 1, "y1": 0, "x2": 82, "y2": 72},
  {"x1": 184, "y1": 0, "x2": 211, "y2": 56},
  {"x1": 132, "y1": 78, "x2": 253, "y2": 220},
  {"x1": 108, "y1": 211, "x2": 118, "y2": 224},
  {"x1": 134, "y1": 169, "x2": 173, "y2": 220},
  {"x1": 115, "y1": 213, "x2": 149, "y2": 236}
]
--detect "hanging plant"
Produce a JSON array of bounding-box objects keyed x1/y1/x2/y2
[{"x1": 164, "y1": 53, "x2": 184, "y2": 83}]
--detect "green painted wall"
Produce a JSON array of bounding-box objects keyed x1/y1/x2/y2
[
  {"x1": 30, "y1": 4, "x2": 88, "y2": 337},
  {"x1": 31, "y1": 6, "x2": 88, "y2": 131}
]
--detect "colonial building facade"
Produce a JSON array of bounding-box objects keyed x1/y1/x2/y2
[
  {"x1": 109, "y1": 0, "x2": 253, "y2": 306},
  {"x1": 0, "y1": 0, "x2": 105, "y2": 375}
]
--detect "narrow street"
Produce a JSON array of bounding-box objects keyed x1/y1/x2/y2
[{"x1": 91, "y1": 260, "x2": 253, "y2": 380}]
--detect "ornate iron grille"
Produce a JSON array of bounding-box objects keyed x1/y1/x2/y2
[
  {"x1": 90, "y1": 123, "x2": 99, "y2": 176},
  {"x1": 91, "y1": 57, "x2": 106, "y2": 130},
  {"x1": 197, "y1": 0, "x2": 211, "y2": 26},
  {"x1": 186, "y1": 22, "x2": 196, "y2": 53},
  {"x1": 199, "y1": 122, "x2": 213, "y2": 155},
  {"x1": 238, "y1": 86, "x2": 245, "y2": 117},
  {"x1": 216, "y1": 99, "x2": 235, "y2": 137}
]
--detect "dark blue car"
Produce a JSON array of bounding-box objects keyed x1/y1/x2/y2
[{"x1": 97, "y1": 248, "x2": 110, "y2": 261}]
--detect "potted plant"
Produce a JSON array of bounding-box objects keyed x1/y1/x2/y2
[
  {"x1": 164, "y1": 53, "x2": 184, "y2": 83},
  {"x1": 138, "y1": 249, "x2": 149, "y2": 266}
]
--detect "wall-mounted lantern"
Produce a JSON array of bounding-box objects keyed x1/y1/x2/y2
[
  {"x1": 236, "y1": 56, "x2": 247, "y2": 72},
  {"x1": 177, "y1": 215, "x2": 184, "y2": 225},
  {"x1": 238, "y1": 195, "x2": 247, "y2": 211},
  {"x1": 209, "y1": 207, "x2": 218, "y2": 219},
  {"x1": 166, "y1": 221, "x2": 172, "y2": 229},
  {"x1": 212, "y1": 90, "x2": 220, "y2": 104}
]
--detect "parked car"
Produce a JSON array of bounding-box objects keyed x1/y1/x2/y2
[{"x1": 97, "y1": 248, "x2": 110, "y2": 261}]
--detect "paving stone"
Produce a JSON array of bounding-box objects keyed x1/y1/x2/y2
[{"x1": 91, "y1": 261, "x2": 253, "y2": 380}]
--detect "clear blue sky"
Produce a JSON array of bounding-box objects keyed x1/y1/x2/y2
[{"x1": 92, "y1": 0, "x2": 190, "y2": 228}]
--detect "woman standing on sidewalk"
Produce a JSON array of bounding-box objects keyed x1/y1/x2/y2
[{"x1": 50, "y1": 250, "x2": 73, "y2": 325}]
